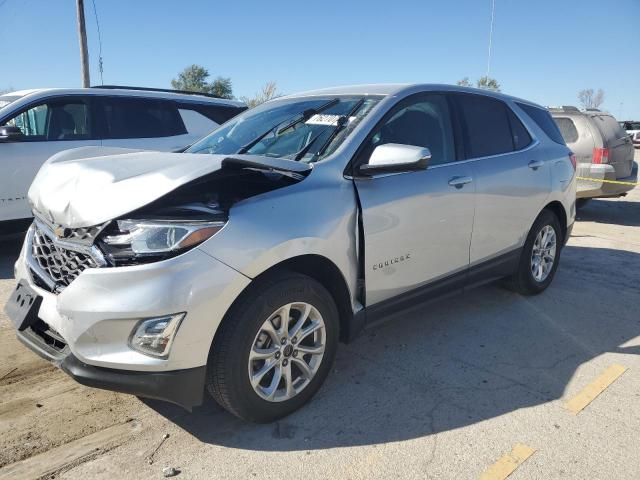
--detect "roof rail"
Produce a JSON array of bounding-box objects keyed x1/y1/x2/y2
[
  {"x1": 561, "y1": 105, "x2": 580, "y2": 111},
  {"x1": 585, "y1": 108, "x2": 601, "y2": 112},
  {"x1": 91, "y1": 85, "x2": 225, "y2": 100}
]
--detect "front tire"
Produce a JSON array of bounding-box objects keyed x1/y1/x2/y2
[
  {"x1": 507, "y1": 209, "x2": 562, "y2": 295},
  {"x1": 206, "y1": 271, "x2": 339, "y2": 423}
]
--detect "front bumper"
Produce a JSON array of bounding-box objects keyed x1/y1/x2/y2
[
  {"x1": 9, "y1": 231, "x2": 251, "y2": 407},
  {"x1": 16, "y1": 327, "x2": 205, "y2": 409}
]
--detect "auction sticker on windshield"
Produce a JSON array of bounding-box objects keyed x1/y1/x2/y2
[{"x1": 305, "y1": 114, "x2": 343, "y2": 126}]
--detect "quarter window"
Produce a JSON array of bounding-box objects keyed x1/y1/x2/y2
[
  {"x1": 1, "y1": 99, "x2": 92, "y2": 141},
  {"x1": 507, "y1": 108, "x2": 532, "y2": 150},
  {"x1": 102, "y1": 98, "x2": 187, "y2": 139},
  {"x1": 456, "y1": 94, "x2": 513, "y2": 158},
  {"x1": 554, "y1": 117, "x2": 579, "y2": 144},
  {"x1": 517, "y1": 102, "x2": 565, "y2": 145},
  {"x1": 363, "y1": 94, "x2": 455, "y2": 166}
]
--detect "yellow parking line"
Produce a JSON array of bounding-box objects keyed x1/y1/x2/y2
[
  {"x1": 565, "y1": 364, "x2": 628, "y2": 414},
  {"x1": 479, "y1": 443, "x2": 536, "y2": 480}
]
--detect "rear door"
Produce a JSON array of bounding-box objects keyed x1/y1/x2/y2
[
  {"x1": 98, "y1": 97, "x2": 192, "y2": 151},
  {"x1": 592, "y1": 114, "x2": 634, "y2": 178},
  {"x1": 453, "y1": 94, "x2": 550, "y2": 267},
  {"x1": 354, "y1": 92, "x2": 475, "y2": 305},
  {"x1": 0, "y1": 96, "x2": 100, "y2": 221}
]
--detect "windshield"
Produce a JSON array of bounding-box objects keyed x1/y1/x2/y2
[
  {"x1": 0, "y1": 94, "x2": 24, "y2": 110},
  {"x1": 186, "y1": 95, "x2": 381, "y2": 162},
  {"x1": 626, "y1": 122, "x2": 640, "y2": 130}
]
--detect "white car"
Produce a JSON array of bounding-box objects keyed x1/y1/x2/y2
[
  {"x1": 0, "y1": 86, "x2": 246, "y2": 230},
  {"x1": 619, "y1": 121, "x2": 640, "y2": 148}
]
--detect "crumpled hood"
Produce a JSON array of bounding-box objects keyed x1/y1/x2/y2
[{"x1": 28, "y1": 146, "x2": 311, "y2": 228}]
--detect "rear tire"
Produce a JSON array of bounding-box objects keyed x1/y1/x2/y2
[
  {"x1": 506, "y1": 209, "x2": 562, "y2": 295},
  {"x1": 206, "y1": 271, "x2": 339, "y2": 423}
]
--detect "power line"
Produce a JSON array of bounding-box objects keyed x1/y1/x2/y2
[
  {"x1": 486, "y1": 0, "x2": 496, "y2": 79},
  {"x1": 90, "y1": 0, "x2": 104, "y2": 85}
]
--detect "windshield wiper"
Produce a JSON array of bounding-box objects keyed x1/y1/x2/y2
[
  {"x1": 297, "y1": 98, "x2": 365, "y2": 162},
  {"x1": 292, "y1": 116, "x2": 348, "y2": 161},
  {"x1": 236, "y1": 98, "x2": 340, "y2": 154}
]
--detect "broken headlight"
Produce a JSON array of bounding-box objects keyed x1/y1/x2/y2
[{"x1": 100, "y1": 219, "x2": 225, "y2": 264}]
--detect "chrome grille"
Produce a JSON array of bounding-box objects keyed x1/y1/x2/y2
[
  {"x1": 33, "y1": 214, "x2": 104, "y2": 246},
  {"x1": 29, "y1": 222, "x2": 103, "y2": 291}
]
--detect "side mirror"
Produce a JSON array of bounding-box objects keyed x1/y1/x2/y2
[
  {"x1": 0, "y1": 125, "x2": 23, "y2": 142},
  {"x1": 358, "y1": 143, "x2": 431, "y2": 175}
]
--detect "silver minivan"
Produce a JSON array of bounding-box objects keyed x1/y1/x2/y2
[
  {"x1": 5, "y1": 84, "x2": 576, "y2": 422},
  {"x1": 551, "y1": 107, "x2": 637, "y2": 206}
]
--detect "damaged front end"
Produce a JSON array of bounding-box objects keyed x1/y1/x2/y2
[
  {"x1": 98, "y1": 161, "x2": 305, "y2": 266},
  {"x1": 27, "y1": 148, "x2": 312, "y2": 290}
]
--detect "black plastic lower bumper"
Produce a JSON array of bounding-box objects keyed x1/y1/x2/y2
[
  {"x1": 17, "y1": 329, "x2": 205, "y2": 410},
  {"x1": 60, "y1": 355, "x2": 206, "y2": 411}
]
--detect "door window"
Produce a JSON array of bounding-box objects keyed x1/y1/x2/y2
[
  {"x1": 177, "y1": 103, "x2": 246, "y2": 125},
  {"x1": 1, "y1": 99, "x2": 92, "y2": 141},
  {"x1": 456, "y1": 94, "x2": 514, "y2": 158},
  {"x1": 363, "y1": 94, "x2": 455, "y2": 166},
  {"x1": 101, "y1": 98, "x2": 187, "y2": 139}
]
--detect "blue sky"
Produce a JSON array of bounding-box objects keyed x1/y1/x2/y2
[{"x1": 2, "y1": 0, "x2": 639, "y2": 118}]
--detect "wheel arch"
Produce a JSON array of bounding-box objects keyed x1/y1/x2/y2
[
  {"x1": 542, "y1": 200, "x2": 568, "y2": 242},
  {"x1": 216, "y1": 254, "x2": 358, "y2": 345}
]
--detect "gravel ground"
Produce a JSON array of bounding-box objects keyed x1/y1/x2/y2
[{"x1": 1, "y1": 152, "x2": 639, "y2": 480}]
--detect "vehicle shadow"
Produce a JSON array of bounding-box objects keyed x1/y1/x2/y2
[
  {"x1": 576, "y1": 197, "x2": 640, "y2": 227},
  {"x1": 145, "y1": 244, "x2": 640, "y2": 451},
  {"x1": 0, "y1": 234, "x2": 24, "y2": 280}
]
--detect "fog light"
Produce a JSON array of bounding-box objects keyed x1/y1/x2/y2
[{"x1": 129, "y1": 313, "x2": 185, "y2": 358}]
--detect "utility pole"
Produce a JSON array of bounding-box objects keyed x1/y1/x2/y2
[
  {"x1": 76, "y1": 0, "x2": 90, "y2": 87},
  {"x1": 486, "y1": 0, "x2": 496, "y2": 79}
]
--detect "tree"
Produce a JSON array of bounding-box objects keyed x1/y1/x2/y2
[
  {"x1": 240, "y1": 81, "x2": 281, "y2": 108},
  {"x1": 476, "y1": 76, "x2": 501, "y2": 92},
  {"x1": 171, "y1": 64, "x2": 233, "y2": 99},
  {"x1": 209, "y1": 77, "x2": 233, "y2": 100},
  {"x1": 456, "y1": 76, "x2": 501, "y2": 91},
  {"x1": 578, "y1": 88, "x2": 605, "y2": 110},
  {"x1": 0, "y1": 87, "x2": 14, "y2": 95}
]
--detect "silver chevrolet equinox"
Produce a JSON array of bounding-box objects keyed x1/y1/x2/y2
[{"x1": 6, "y1": 84, "x2": 576, "y2": 422}]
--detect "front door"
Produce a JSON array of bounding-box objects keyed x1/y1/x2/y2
[{"x1": 353, "y1": 93, "x2": 475, "y2": 306}]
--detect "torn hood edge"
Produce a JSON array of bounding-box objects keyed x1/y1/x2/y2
[{"x1": 28, "y1": 146, "x2": 312, "y2": 228}]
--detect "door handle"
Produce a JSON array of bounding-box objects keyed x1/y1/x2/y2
[
  {"x1": 528, "y1": 160, "x2": 544, "y2": 170},
  {"x1": 448, "y1": 176, "x2": 473, "y2": 188}
]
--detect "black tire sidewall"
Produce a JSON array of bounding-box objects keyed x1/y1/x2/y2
[
  {"x1": 209, "y1": 272, "x2": 339, "y2": 423},
  {"x1": 518, "y1": 210, "x2": 563, "y2": 294}
]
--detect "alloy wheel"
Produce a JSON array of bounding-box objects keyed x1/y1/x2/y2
[
  {"x1": 530, "y1": 224, "x2": 557, "y2": 282},
  {"x1": 248, "y1": 302, "x2": 326, "y2": 402}
]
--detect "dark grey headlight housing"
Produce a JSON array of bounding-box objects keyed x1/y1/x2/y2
[{"x1": 98, "y1": 219, "x2": 225, "y2": 266}]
